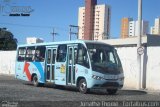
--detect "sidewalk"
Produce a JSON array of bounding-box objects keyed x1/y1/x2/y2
[
  {"x1": 145, "y1": 89, "x2": 160, "y2": 95},
  {"x1": 122, "y1": 88, "x2": 160, "y2": 95}
]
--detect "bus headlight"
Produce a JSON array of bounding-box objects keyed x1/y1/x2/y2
[{"x1": 92, "y1": 75, "x2": 104, "y2": 80}]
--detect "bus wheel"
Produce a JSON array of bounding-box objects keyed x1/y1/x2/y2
[
  {"x1": 78, "y1": 79, "x2": 88, "y2": 94},
  {"x1": 107, "y1": 89, "x2": 117, "y2": 95},
  {"x1": 33, "y1": 75, "x2": 39, "y2": 87}
]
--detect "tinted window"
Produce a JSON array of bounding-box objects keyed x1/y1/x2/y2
[
  {"x1": 26, "y1": 47, "x2": 35, "y2": 61},
  {"x1": 17, "y1": 47, "x2": 26, "y2": 61},
  {"x1": 47, "y1": 49, "x2": 51, "y2": 64},
  {"x1": 77, "y1": 44, "x2": 89, "y2": 68},
  {"x1": 35, "y1": 46, "x2": 46, "y2": 62},
  {"x1": 57, "y1": 45, "x2": 67, "y2": 62},
  {"x1": 87, "y1": 43, "x2": 121, "y2": 73}
]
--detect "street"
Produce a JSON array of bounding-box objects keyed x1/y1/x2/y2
[{"x1": 0, "y1": 75, "x2": 160, "y2": 107}]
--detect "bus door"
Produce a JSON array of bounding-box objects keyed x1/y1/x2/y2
[
  {"x1": 55, "y1": 45, "x2": 67, "y2": 85},
  {"x1": 46, "y1": 47, "x2": 57, "y2": 82},
  {"x1": 67, "y1": 45, "x2": 77, "y2": 85}
]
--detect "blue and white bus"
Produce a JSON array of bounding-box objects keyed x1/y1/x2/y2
[{"x1": 15, "y1": 40, "x2": 124, "y2": 94}]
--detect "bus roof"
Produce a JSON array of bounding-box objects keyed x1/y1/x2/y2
[{"x1": 17, "y1": 40, "x2": 113, "y2": 48}]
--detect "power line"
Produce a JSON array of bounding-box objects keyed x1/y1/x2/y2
[
  {"x1": 0, "y1": 22, "x2": 53, "y2": 29},
  {"x1": 0, "y1": 22, "x2": 69, "y2": 32}
]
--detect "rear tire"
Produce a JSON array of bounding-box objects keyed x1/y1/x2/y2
[
  {"x1": 78, "y1": 79, "x2": 88, "y2": 94},
  {"x1": 107, "y1": 89, "x2": 117, "y2": 95},
  {"x1": 32, "y1": 75, "x2": 39, "y2": 87}
]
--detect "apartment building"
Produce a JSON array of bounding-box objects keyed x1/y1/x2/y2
[{"x1": 78, "y1": 0, "x2": 111, "y2": 40}]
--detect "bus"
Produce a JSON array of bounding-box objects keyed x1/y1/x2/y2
[{"x1": 15, "y1": 40, "x2": 124, "y2": 94}]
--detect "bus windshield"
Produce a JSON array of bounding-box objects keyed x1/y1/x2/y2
[{"x1": 86, "y1": 43, "x2": 122, "y2": 74}]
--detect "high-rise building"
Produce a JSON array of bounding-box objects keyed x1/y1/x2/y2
[
  {"x1": 120, "y1": 18, "x2": 133, "y2": 38},
  {"x1": 129, "y1": 20, "x2": 149, "y2": 37},
  {"x1": 121, "y1": 17, "x2": 149, "y2": 38},
  {"x1": 150, "y1": 18, "x2": 160, "y2": 35},
  {"x1": 84, "y1": 0, "x2": 97, "y2": 40},
  {"x1": 78, "y1": 0, "x2": 111, "y2": 40}
]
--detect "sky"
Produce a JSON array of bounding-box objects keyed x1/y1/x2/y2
[{"x1": 0, "y1": 0, "x2": 160, "y2": 44}]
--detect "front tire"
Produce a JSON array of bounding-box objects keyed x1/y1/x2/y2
[
  {"x1": 107, "y1": 89, "x2": 117, "y2": 95},
  {"x1": 32, "y1": 75, "x2": 39, "y2": 87},
  {"x1": 78, "y1": 79, "x2": 88, "y2": 94}
]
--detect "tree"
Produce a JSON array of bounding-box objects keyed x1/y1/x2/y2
[{"x1": 0, "y1": 28, "x2": 18, "y2": 50}]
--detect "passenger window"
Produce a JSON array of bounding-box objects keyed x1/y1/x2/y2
[
  {"x1": 77, "y1": 44, "x2": 89, "y2": 68},
  {"x1": 26, "y1": 47, "x2": 35, "y2": 61},
  {"x1": 17, "y1": 47, "x2": 26, "y2": 61},
  {"x1": 57, "y1": 45, "x2": 67, "y2": 62},
  {"x1": 35, "y1": 46, "x2": 46, "y2": 62}
]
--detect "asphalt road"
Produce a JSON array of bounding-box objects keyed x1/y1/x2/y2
[{"x1": 0, "y1": 75, "x2": 160, "y2": 107}]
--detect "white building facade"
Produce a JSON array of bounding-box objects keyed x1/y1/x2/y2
[
  {"x1": 150, "y1": 18, "x2": 160, "y2": 35},
  {"x1": 26, "y1": 37, "x2": 44, "y2": 44},
  {"x1": 129, "y1": 20, "x2": 149, "y2": 37},
  {"x1": 78, "y1": 4, "x2": 111, "y2": 40}
]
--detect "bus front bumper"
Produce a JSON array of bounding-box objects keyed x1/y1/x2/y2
[
  {"x1": 88, "y1": 77, "x2": 124, "y2": 89},
  {"x1": 92, "y1": 81, "x2": 123, "y2": 89}
]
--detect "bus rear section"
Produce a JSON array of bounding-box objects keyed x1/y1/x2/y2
[{"x1": 15, "y1": 45, "x2": 46, "y2": 86}]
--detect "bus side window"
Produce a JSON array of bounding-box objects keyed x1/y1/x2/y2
[
  {"x1": 26, "y1": 47, "x2": 35, "y2": 62},
  {"x1": 17, "y1": 47, "x2": 26, "y2": 62},
  {"x1": 77, "y1": 44, "x2": 89, "y2": 68},
  {"x1": 56, "y1": 45, "x2": 67, "y2": 62},
  {"x1": 35, "y1": 46, "x2": 46, "y2": 62}
]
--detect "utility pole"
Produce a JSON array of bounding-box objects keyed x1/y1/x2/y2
[
  {"x1": 137, "y1": 0, "x2": 142, "y2": 89},
  {"x1": 69, "y1": 25, "x2": 79, "y2": 40},
  {"x1": 51, "y1": 28, "x2": 58, "y2": 42}
]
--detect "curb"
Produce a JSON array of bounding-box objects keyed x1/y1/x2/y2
[{"x1": 122, "y1": 88, "x2": 160, "y2": 95}]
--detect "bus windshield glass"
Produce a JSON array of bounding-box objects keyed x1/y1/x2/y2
[{"x1": 86, "y1": 43, "x2": 122, "y2": 74}]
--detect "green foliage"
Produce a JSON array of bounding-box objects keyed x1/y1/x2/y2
[{"x1": 0, "y1": 28, "x2": 18, "y2": 50}]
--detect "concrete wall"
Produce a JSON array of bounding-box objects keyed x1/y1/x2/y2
[
  {"x1": 0, "y1": 51, "x2": 16, "y2": 74},
  {"x1": 146, "y1": 47, "x2": 160, "y2": 90},
  {"x1": 0, "y1": 47, "x2": 160, "y2": 91},
  {"x1": 116, "y1": 47, "x2": 139, "y2": 89},
  {"x1": 117, "y1": 46, "x2": 160, "y2": 90}
]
